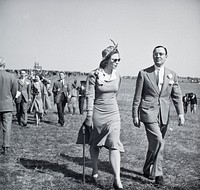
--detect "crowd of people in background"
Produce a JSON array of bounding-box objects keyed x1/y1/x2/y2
[
  {"x1": 182, "y1": 92, "x2": 197, "y2": 114},
  {"x1": 2, "y1": 64, "x2": 87, "y2": 129}
]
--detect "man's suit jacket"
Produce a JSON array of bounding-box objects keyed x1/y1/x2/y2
[
  {"x1": 52, "y1": 79, "x2": 71, "y2": 104},
  {"x1": 132, "y1": 65, "x2": 184, "y2": 125},
  {"x1": 0, "y1": 70, "x2": 18, "y2": 112},
  {"x1": 15, "y1": 79, "x2": 31, "y2": 103}
]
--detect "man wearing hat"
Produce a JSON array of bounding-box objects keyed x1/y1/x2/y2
[
  {"x1": 15, "y1": 70, "x2": 31, "y2": 127},
  {"x1": 0, "y1": 57, "x2": 18, "y2": 155}
]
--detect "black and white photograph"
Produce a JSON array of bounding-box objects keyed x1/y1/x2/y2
[{"x1": 0, "y1": 0, "x2": 199, "y2": 189}]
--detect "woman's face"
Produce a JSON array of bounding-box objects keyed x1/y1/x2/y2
[
  {"x1": 35, "y1": 75, "x2": 40, "y2": 81},
  {"x1": 107, "y1": 53, "x2": 120, "y2": 70}
]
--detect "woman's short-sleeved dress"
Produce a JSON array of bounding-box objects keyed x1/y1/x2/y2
[{"x1": 86, "y1": 69, "x2": 124, "y2": 152}]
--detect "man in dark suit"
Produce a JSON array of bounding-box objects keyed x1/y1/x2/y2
[
  {"x1": 0, "y1": 57, "x2": 18, "y2": 155},
  {"x1": 132, "y1": 46, "x2": 185, "y2": 185},
  {"x1": 52, "y1": 72, "x2": 71, "y2": 127},
  {"x1": 189, "y1": 92, "x2": 197, "y2": 113},
  {"x1": 15, "y1": 70, "x2": 31, "y2": 127}
]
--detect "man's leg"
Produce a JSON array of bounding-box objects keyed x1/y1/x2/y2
[
  {"x1": 15, "y1": 102, "x2": 21, "y2": 125},
  {"x1": 21, "y1": 100, "x2": 28, "y2": 126},
  {"x1": 1, "y1": 112, "x2": 12, "y2": 148},
  {"x1": 57, "y1": 102, "x2": 64, "y2": 125},
  {"x1": 143, "y1": 122, "x2": 165, "y2": 177}
]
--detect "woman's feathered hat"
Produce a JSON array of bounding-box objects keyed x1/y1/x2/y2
[{"x1": 99, "y1": 39, "x2": 119, "y2": 68}]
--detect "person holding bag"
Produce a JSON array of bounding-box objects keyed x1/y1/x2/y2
[{"x1": 78, "y1": 40, "x2": 124, "y2": 189}]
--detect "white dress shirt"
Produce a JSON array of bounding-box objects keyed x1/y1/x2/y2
[{"x1": 155, "y1": 65, "x2": 164, "y2": 91}]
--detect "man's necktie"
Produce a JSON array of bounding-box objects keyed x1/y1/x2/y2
[
  {"x1": 61, "y1": 80, "x2": 64, "y2": 89},
  {"x1": 156, "y1": 69, "x2": 160, "y2": 86}
]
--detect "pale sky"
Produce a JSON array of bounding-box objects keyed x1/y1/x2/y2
[{"x1": 0, "y1": 0, "x2": 200, "y2": 77}]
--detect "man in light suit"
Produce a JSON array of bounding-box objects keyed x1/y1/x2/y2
[
  {"x1": 15, "y1": 70, "x2": 31, "y2": 127},
  {"x1": 0, "y1": 57, "x2": 18, "y2": 155},
  {"x1": 52, "y1": 72, "x2": 71, "y2": 127},
  {"x1": 132, "y1": 46, "x2": 185, "y2": 185}
]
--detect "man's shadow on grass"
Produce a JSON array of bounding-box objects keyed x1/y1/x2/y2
[{"x1": 60, "y1": 153, "x2": 151, "y2": 185}]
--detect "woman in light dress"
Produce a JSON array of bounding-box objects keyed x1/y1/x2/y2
[
  {"x1": 83, "y1": 40, "x2": 124, "y2": 189},
  {"x1": 30, "y1": 75, "x2": 44, "y2": 126}
]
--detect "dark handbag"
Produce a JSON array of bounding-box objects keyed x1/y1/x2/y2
[{"x1": 76, "y1": 122, "x2": 91, "y2": 144}]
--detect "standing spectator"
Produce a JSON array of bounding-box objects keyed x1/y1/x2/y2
[
  {"x1": 132, "y1": 46, "x2": 184, "y2": 186},
  {"x1": 189, "y1": 92, "x2": 197, "y2": 113},
  {"x1": 68, "y1": 79, "x2": 78, "y2": 115},
  {"x1": 15, "y1": 70, "x2": 31, "y2": 127},
  {"x1": 52, "y1": 72, "x2": 71, "y2": 127},
  {"x1": 182, "y1": 93, "x2": 190, "y2": 114},
  {"x1": 78, "y1": 80, "x2": 86, "y2": 115},
  {"x1": 0, "y1": 57, "x2": 18, "y2": 155},
  {"x1": 30, "y1": 75, "x2": 44, "y2": 126},
  {"x1": 79, "y1": 41, "x2": 124, "y2": 189},
  {"x1": 40, "y1": 75, "x2": 52, "y2": 115}
]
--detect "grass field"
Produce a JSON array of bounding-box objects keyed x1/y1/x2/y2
[{"x1": 0, "y1": 76, "x2": 199, "y2": 190}]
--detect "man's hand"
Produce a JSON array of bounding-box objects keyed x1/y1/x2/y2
[
  {"x1": 133, "y1": 117, "x2": 140, "y2": 128},
  {"x1": 178, "y1": 114, "x2": 185, "y2": 126}
]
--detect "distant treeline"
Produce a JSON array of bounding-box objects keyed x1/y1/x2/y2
[
  {"x1": 5, "y1": 69, "x2": 200, "y2": 83},
  {"x1": 5, "y1": 69, "x2": 88, "y2": 78}
]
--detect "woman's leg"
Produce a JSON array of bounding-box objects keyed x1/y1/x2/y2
[
  {"x1": 35, "y1": 113, "x2": 39, "y2": 126},
  {"x1": 109, "y1": 149, "x2": 123, "y2": 188},
  {"x1": 90, "y1": 145, "x2": 100, "y2": 176}
]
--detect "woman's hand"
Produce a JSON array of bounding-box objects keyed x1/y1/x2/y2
[
  {"x1": 133, "y1": 117, "x2": 140, "y2": 128},
  {"x1": 83, "y1": 116, "x2": 93, "y2": 128}
]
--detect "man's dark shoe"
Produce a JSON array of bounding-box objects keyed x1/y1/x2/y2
[
  {"x1": 143, "y1": 173, "x2": 154, "y2": 180},
  {"x1": 1, "y1": 147, "x2": 11, "y2": 155},
  {"x1": 143, "y1": 173, "x2": 149, "y2": 178},
  {"x1": 155, "y1": 176, "x2": 164, "y2": 185},
  {"x1": 23, "y1": 123, "x2": 29, "y2": 128},
  {"x1": 59, "y1": 123, "x2": 65, "y2": 127}
]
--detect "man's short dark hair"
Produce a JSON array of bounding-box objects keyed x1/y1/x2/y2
[
  {"x1": 153, "y1": 46, "x2": 168, "y2": 55},
  {"x1": 59, "y1": 71, "x2": 65, "y2": 75}
]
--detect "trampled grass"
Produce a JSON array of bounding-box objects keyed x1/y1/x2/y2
[{"x1": 0, "y1": 77, "x2": 199, "y2": 189}]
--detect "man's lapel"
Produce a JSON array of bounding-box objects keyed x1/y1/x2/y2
[
  {"x1": 146, "y1": 66, "x2": 159, "y2": 94},
  {"x1": 18, "y1": 79, "x2": 24, "y2": 87},
  {"x1": 160, "y1": 68, "x2": 170, "y2": 94},
  {"x1": 59, "y1": 79, "x2": 63, "y2": 88}
]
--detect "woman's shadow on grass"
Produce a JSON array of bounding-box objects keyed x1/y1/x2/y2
[
  {"x1": 60, "y1": 153, "x2": 151, "y2": 185},
  {"x1": 19, "y1": 154, "x2": 152, "y2": 187},
  {"x1": 18, "y1": 157, "x2": 105, "y2": 188},
  {"x1": 19, "y1": 157, "x2": 82, "y2": 180}
]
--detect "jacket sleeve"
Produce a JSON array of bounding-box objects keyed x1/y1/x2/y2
[
  {"x1": 132, "y1": 70, "x2": 144, "y2": 118},
  {"x1": 27, "y1": 81, "x2": 31, "y2": 100},
  {"x1": 85, "y1": 72, "x2": 96, "y2": 118},
  {"x1": 52, "y1": 82, "x2": 57, "y2": 95},
  {"x1": 11, "y1": 76, "x2": 18, "y2": 100},
  {"x1": 171, "y1": 73, "x2": 184, "y2": 115}
]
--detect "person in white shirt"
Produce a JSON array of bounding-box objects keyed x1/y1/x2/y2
[{"x1": 132, "y1": 46, "x2": 185, "y2": 186}]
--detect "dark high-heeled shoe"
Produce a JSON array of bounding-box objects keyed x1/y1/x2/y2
[
  {"x1": 113, "y1": 182, "x2": 123, "y2": 190},
  {"x1": 91, "y1": 174, "x2": 98, "y2": 185}
]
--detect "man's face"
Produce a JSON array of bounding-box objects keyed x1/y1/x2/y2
[
  {"x1": 20, "y1": 71, "x2": 26, "y2": 78},
  {"x1": 59, "y1": 72, "x2": 65, "y2": 80},
  {"x1": 153, "y1": 47, "x2": 168, "y2": 67}
]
